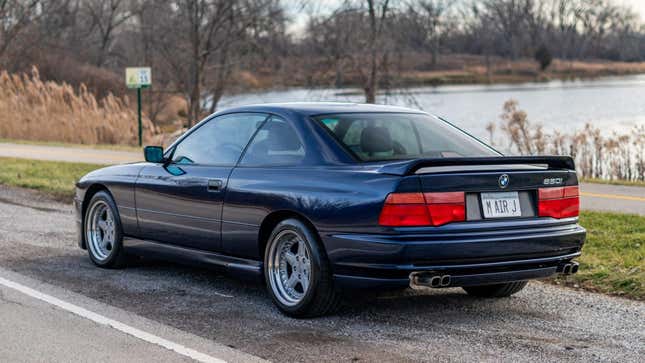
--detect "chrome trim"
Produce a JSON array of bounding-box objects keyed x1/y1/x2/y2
[{"x1": 416, "y1": 164, "x2": 548, "y2": 174}]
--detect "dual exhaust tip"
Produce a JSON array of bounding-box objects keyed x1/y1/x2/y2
[
  {"x1": 558, "y1": 261, "x2": 579, "y2": 275},
  {"x1": 430, "y1": 275, "x2": 451, "y2": 287},
  {"x1": 410, "y1": 273, "x2": 451, "y2": 289},
  {"x1": 411, "y1": 261, "x2": 579, "y2": 289}
]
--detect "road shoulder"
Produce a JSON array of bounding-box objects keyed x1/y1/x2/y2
[{"x1": 0, "y1": 268, "x2": 266, "y2": 363}]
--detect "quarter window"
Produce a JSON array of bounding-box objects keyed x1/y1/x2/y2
[
  {"x1": 171, "y1": 113, "x2": 267, "y2": 165},
  {"x1": 240, "y1": 116, "x2": 305, "y2": 166}
]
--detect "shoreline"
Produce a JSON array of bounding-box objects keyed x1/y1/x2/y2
[{"x1": 237, "y1": 57, "x2": 645, "y2": 93}]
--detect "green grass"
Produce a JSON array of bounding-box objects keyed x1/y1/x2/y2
[
  {"x1": 580, "y1": 178, "x2": 645, "y2": 187},
  {"x1": 0, "y1": 157, "x2": 105, "y2": 200},
  {"x1": 552, "y1": 211, "x2": 644, "y2": 300},
  {"x1": 0, "y1": 138, "x2": 142, "y2": 152}
]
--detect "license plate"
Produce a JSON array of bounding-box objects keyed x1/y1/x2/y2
[{"x1": 481, "y1": 192, "x2": 522, "y2": 218}]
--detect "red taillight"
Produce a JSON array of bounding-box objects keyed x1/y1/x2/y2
[
  {"x1": 379, "y1": 193, "x2": 429, "y2": 226},
  {"x1": 379, "y1": 192, "x2": 465, "y2": 227},
  {"x1": 538, "y1": 186, "x2": 579, "y2": 219},
  {"x1": 425, "y1": 192, "x2": 465, "y2": 226}
]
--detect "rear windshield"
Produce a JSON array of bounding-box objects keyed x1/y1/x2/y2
[{"x1": 315, "y1": 113, "x2": 499, "y2": 162}]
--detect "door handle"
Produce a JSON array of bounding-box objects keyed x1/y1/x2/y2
[{"x1": 207, "y1": 179, "x2": 223, "y2": 192}]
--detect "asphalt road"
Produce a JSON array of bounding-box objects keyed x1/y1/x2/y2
[
  {"x1": 0, "y1": 279, "x2": 195, "y2": 363},
  {"x1": 1, "y1": 142, "x2": 643, "y2": 215},
  {"x1": 579, "y1": 182, "x2": 645, "y2": 215},
  {"x1": 0, "y1": 184, "x2": 643, "y2": 362},
  {"x1": 0, "y1": 142, "x2": 141, "y2": 164}
]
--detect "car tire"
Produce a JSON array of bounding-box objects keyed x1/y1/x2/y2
[
  {"x1": 462, "y1": 281, "x2": 528, "y2": 298},
  {"x1": 84, "y1": 191, "x2": 127, "y2": 269},
  {"x1": 264, "y1": 218, "x2": 340, "y2": 318}
]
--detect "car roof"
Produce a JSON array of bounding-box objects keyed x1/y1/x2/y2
[{"x1": 216, "y1": 102, "x2": 428, "y2": 117}]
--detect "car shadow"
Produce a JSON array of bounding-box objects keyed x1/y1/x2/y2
[
  {"x1": 1, "y1": 246, "x2": 579, "y2": 361},
  {"x1": 6, "y1": 247, "x2": 554, "y2": 326}
]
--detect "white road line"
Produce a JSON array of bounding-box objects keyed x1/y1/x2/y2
[{"x1": 0, "y1": 276, "x2": 227, "y2": 363}]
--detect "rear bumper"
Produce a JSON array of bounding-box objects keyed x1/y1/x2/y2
[{"x1": 322, "y1": 218, "x2": 586, "y2": 289}]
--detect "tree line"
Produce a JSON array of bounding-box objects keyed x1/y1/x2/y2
[{"x1": 2, "y1": 0, "x2": 644, "y2": 125}]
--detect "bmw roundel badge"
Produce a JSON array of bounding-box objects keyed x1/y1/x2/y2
[{"x1": 499, "y1": 174, "x2": 510, "y2": 189}]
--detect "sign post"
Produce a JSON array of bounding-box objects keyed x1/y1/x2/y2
[{"x1": 125, "y1": 67, "x2": 151, "y2": 146}]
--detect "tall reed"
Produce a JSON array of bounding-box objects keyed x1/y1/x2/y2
[
  {"x1": 489, "y1": 100, "x2": 645, "y2": 182},
  {"x1": 0, "y1": 67, "x2": 158, "y2": 145}
]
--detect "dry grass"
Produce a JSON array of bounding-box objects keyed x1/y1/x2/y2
[
  {"x1": 0, "y1": 67, "x2": 159, "y2": 146},
  {"x1": 489, "y1": 100, "x2": 645, "y2": 182},
  {"x1": 549, "y1": 59, "x2": 645, "y2": 76},
  {"x1": 399, "y1": 58, "x2": 645, "y2": 86},
  {"x1": 267, "y1": 54, "x2": 645, "y2": 89}
]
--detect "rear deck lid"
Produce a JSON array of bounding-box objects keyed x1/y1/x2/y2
[{"x1": 379, "y1": 156, "x2": 579, "y2": 226}]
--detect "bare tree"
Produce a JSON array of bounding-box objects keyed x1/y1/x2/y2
[
  {"x1": 0, "y1": 1, "x2": 41, "y2": 59},
  {"x1": 207, "y1": 0, "x2": 285, "y2": 114},
  {"x1": 362, "y1": 0, "x2": 391, "y2": 103},
  {"x1": 481, "y1": 0, "x2": 537, "y2": 60},
  {"x1": 306, "y1": 9, "x2": 359, "y2": 87},
  {"x1": 84, "y1": 0, "x2": 135, "y2": 67},
  {"x1": 152, "y1": 0, "x2": 237, "y2": 125},
  {"x1": 407, "y1": 0, "x2": 452, "y2": 68}
]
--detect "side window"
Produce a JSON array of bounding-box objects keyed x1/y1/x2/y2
[
  {"x1": 171, "y1": 113, "x2": 267, "y2": 165},
  {"x1": 240, "y1": 116, "x2": 305, "y2": 166}
]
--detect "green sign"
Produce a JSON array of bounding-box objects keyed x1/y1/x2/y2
[
  {"x1": 126, "y1": 67, "x2": 151, "y2": 89},
  {"x1": 126, "y1": 67, "x2": 151, "y2": 146}
]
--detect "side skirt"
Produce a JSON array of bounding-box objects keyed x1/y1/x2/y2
[{"x1": 123, "y1": 237, "x2": 263, "y2": 281}]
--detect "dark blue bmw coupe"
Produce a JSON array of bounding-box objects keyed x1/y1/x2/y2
[{"x1": 75, "y1": 103, "x2": 586, "y2": 317}]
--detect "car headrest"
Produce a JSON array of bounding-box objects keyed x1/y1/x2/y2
[
  {"x1": 266, "y1": 122, "x2": 302, "y2": 151},
  {"x1": 360, "y1": 126, "x2": 392, "y2": 153}
]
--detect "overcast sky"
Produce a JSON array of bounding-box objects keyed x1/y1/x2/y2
[
  {"x1": 622, "y1": 0, "x2": 645, "y2": 19},
  {"x1": 286, "y1": 0, "x2": 645, "y2": 35}
]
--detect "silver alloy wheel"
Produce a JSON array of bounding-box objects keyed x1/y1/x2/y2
[
  {"x1": 267, "y1": 230, "x2": 313, "y2": 306},
  {"x1": 86, "y1": 200, "x2": 116, "y2": 261}
]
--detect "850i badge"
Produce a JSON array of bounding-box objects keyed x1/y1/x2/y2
[{"x1": 544, "y1": 177, "x2": 564, "y2": 185}]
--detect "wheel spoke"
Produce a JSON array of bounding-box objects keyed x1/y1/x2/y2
[
  {"x1": 286, "y1": 273, "x2": 298, "y2": 289},
  {"x1": 300, "y1": 274, "x2": 309, "y2": 291},
  {"x1": 97, "y1": 220, "x2": 108, "y2": 232},
  {"x1": 284, "y1": 252, "x2": 297, "y2": 266},
  {"x1": 296, "y1": 241, "x2": 305, "y2": 257}
]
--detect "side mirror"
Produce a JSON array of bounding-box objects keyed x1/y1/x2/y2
[{"x1": 144, "y1": 146, "x2": 165, "y2": 163}]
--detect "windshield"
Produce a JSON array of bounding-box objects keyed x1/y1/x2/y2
[{"x1": 315, "y1": 113, "x2": 500, "y2": 162}]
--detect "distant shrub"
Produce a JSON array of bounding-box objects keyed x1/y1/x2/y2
[
  {"x1": 534, "y1": 45, "x2": 553, "y2": 71},
  {"x1": 34, "y1": 54, "x2": 125, "y2": 99},
  {"x1": 0, "y1": 67, "x2": 159, "y2": 145},
  {"x1": 489, "y1": 100, "x2": 645, "y2": 182}
]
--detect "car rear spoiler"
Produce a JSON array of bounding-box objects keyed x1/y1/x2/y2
[{"x1": 377, "y1": 156, "x2": 576, "y2": 176}]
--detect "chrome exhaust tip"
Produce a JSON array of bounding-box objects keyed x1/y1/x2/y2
[
  {"x1": 558, "y1": 261, "x2": 580, "y2": 275},
  {"x1": 563, "y1": 264, "x2": 572, "y2": 275},
  {"x1": 440, "y1": 275, "x2": 451, "y2": 287},
  {"x1": 571, "y1": 262, "x2": 579, "y2": 274},
  {"x1": 409, "y1": 272, "x2": 451, "y2": 289}
]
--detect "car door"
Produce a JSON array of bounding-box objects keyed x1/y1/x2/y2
[
  {"x1": 222, "y1": 115, "x2": 308, "y2": 259},
  {"x1": 135, "y1": 112, "x2": 269, "y2": 251}
]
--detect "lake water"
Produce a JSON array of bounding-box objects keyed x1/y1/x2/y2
[{"x1": 218, "y1": 76, "x2": 645, "y2": 140}]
